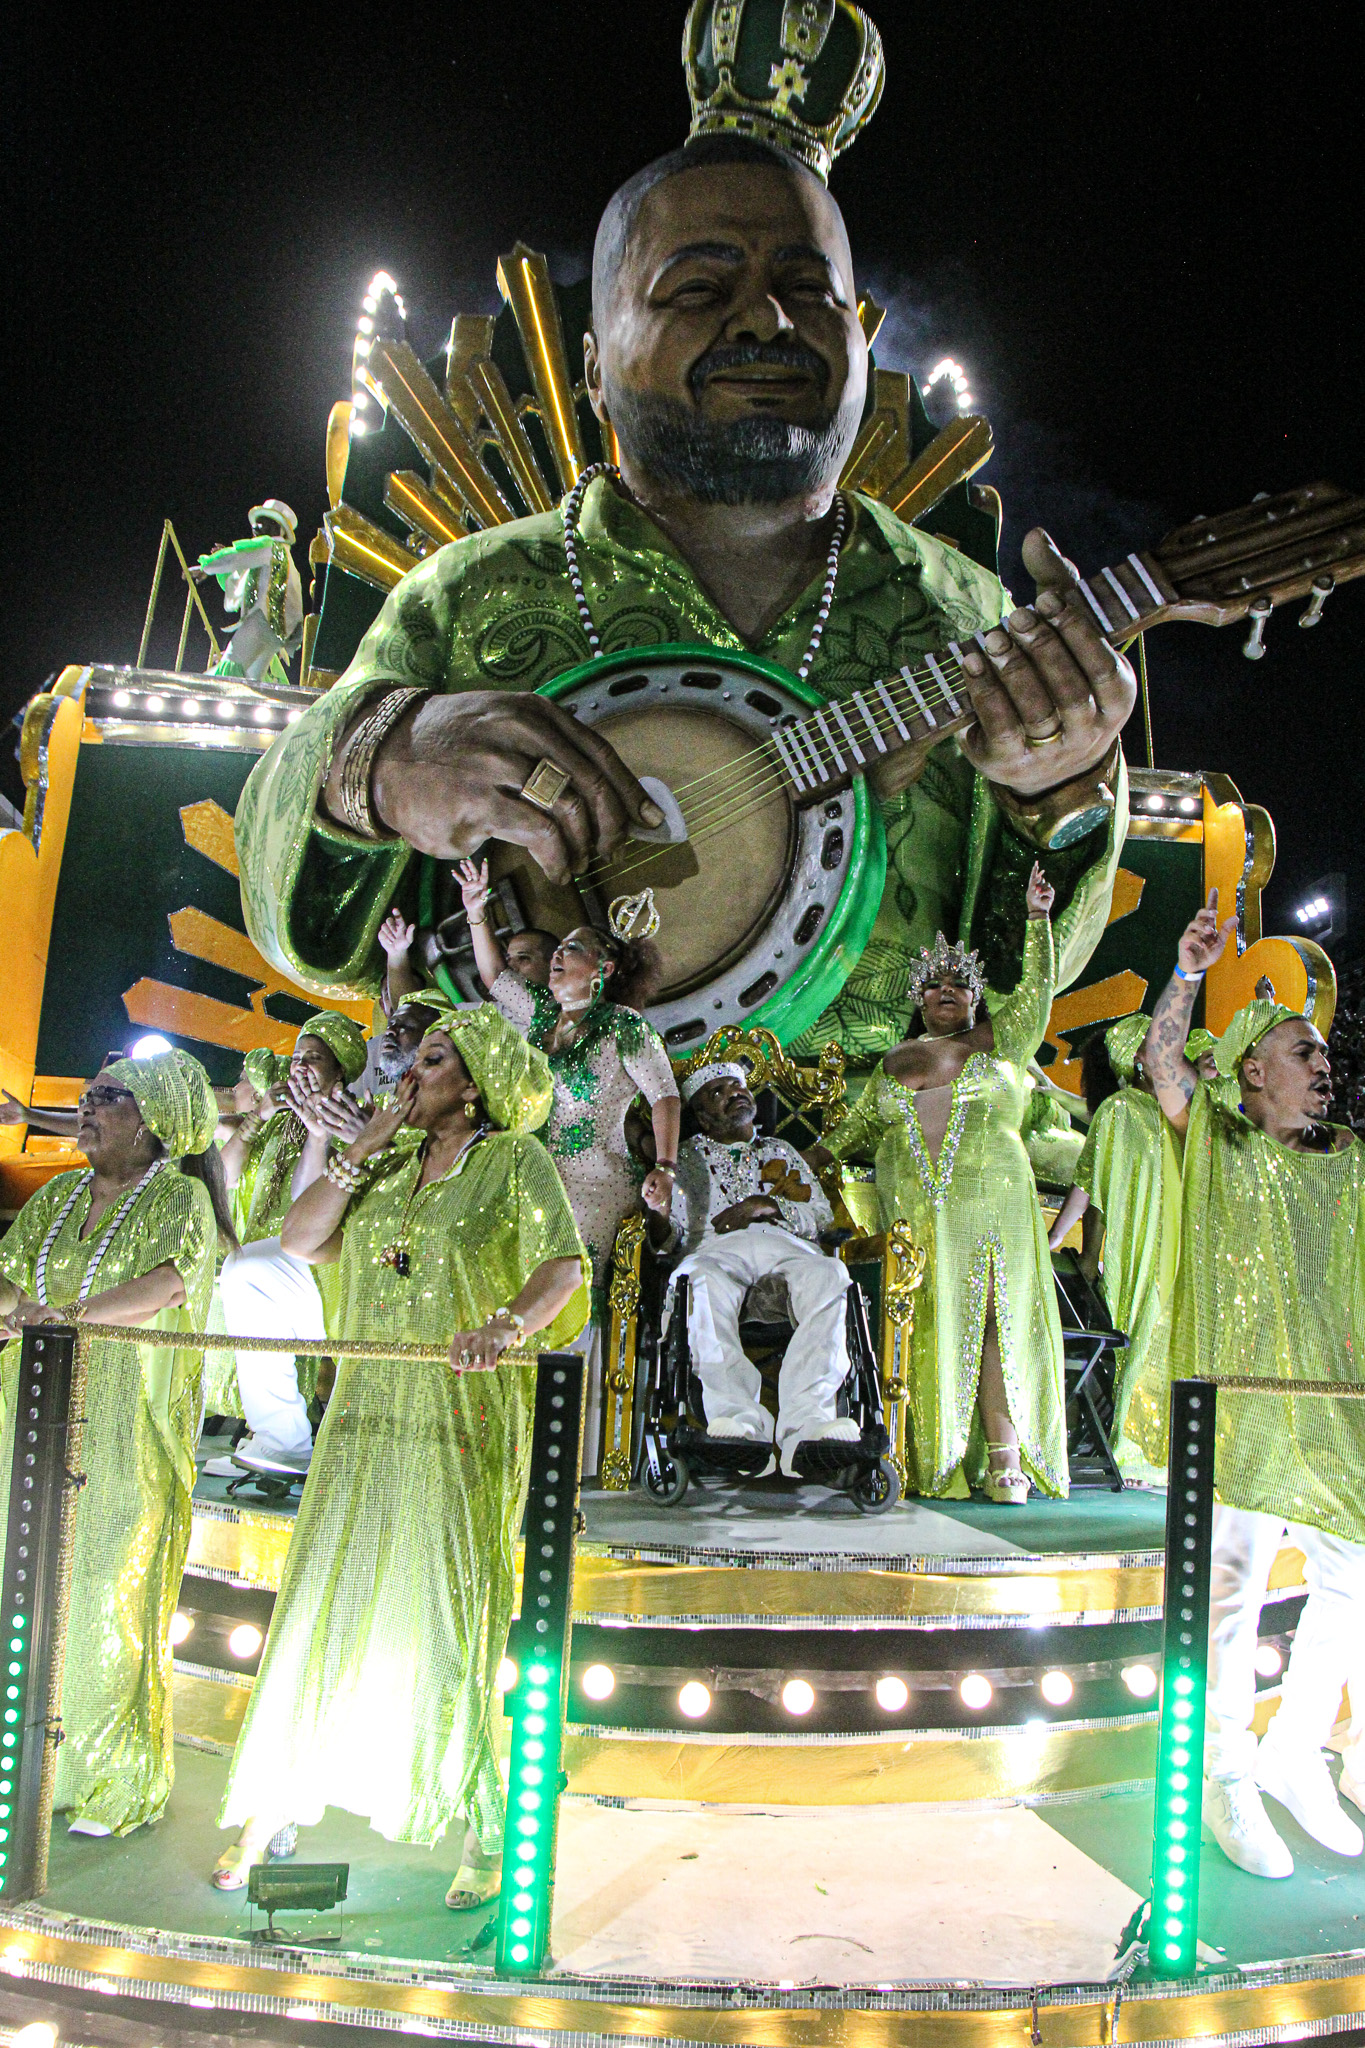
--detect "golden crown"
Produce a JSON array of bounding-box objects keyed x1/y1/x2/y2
[{"x1": 683, "y1": 0, "x2": 886, "y2": 183}]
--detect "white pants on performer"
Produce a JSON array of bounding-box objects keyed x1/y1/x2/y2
[
  {"x1": 1206, "y1": 1502, "x2": 1365, "y2": 1780},
  {"x1": 217, "y1": 1235, "x2": 322, "y2": 1465},
  {"x1": 674, "y1": 1223, "x2": 850, "y2": 1461}
]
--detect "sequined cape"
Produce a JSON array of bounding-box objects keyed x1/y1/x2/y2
[
  {"x1": 826, "y1": 918, "x2": 1068, "y2": 1498},
  {"x1": 207, "y1": 1110, "x2": 341, "y2": 1418},
  {"x1": 235, "y1": 479, "x2": 1126, "y2": 1062},
  {"x1": 0, "y1": 1167, "x2": 216, "y2": 1832},
  {"x1": 1076, "y1": 1086, "x2": 1181, "y2": 1476},
  {"x1": 217, "y1": 1129, "x2": 588, "y2": 1848},
  {"x1": 1167, "y1": 1087, "x2": 1365, "y2": 1542},
  {"x1": 492, "y1": 974, "x2": 677, "y2": 1308}
]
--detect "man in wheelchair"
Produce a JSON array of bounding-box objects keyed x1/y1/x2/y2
[{"x1": 663, "y1": 1061, "x2": 865, "y2": 1478}]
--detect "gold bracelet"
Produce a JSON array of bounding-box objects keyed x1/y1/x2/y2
[{"x1": 333, "y1": 688, "x2": 428, "y2": 841}]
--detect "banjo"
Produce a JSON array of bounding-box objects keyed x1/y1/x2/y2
[{"x1": 419, "y1": 480, "x2": 1365, "y2": 1050}]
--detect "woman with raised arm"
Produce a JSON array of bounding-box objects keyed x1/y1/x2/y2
[
  {"x1": 817, "y1": 864, "x2": 1066, "y2": 1503},
  {"x1": 0, "y1": 1048, "x2": 227, "y2": 1835},
  {"x1": 1142, "y1": 892, "x2": 1365, "y2": 1883},
  {"x1": 211, "y1": 1001, "x2": 588, "y2": 1912},
  {"x1": 457, "y1": 859, "x2": 679, "y2": 1474}
]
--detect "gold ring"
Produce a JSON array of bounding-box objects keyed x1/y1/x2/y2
[
  {"x1": 1024, "y1": 726, "x2": 1065, "y2": 747},
  {"x1": 521, "y1": 758, "x2": 571, "y2": 811}
]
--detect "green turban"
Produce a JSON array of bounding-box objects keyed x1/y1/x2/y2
[
  {"x1": 1105, "y1": 1012, "x2": 1152, "y2": 1083},
  {"x1": 419, "y1": 999, "x2": 553, "y2": 1134},
  {"x1": 296, "y1": 1011, "x2": 368, "y2": 1085},
  {"x1": 242, "y1": 1047, "x2": 290, "y2": 1093},
  {"x1": 1213, "y1": 999, "x2": 1305, "y2": 1077},
  {"x1": 1184, "y1": 1027, "x2": 1218, "y2": 1065},
  {"x1": 105, "y1": 1048, "x2": 218, "y2": 1158}
]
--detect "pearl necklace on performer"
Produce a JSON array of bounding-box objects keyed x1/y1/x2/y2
[{"x1": 561, "y1": 462, "x2": 848, "y2": 683}]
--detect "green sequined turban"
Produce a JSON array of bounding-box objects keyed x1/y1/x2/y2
[
  {"x1": 1105, "y1": 1012, "x2": 1152, "y2": 1083},
  {"x1": 1184, "y1": 1027, "x2": 1218, "y2": 1065},
  {"x1": 420, "y1": 999, "x2": 553, "y2": 1134},
  {"x1": 242, "y1": 1047, "x2": 290, "y2": 1093},
  {"x1": 296, "y1": 1011, "x2": 369, "y2": 1084},
  {"x1": 1213, "y1": 999, "x2": 1305, "y2": 1076},
  {"x1": 105, "y1": 1047, "x2": 218, "y2": 1157}
]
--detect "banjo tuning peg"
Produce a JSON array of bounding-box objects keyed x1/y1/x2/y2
[
  {"x1": 1242, "y1": 597, "x2": 1273, "y2": 661},
  {"x1": 1298, "y1": 575, "x2": 1335, "y2": 629}
]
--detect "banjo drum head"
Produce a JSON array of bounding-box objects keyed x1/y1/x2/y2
[{"x1": 420, "y1": 646, "x2": 886, "y2": 1051}]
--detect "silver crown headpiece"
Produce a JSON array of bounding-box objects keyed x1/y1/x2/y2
[
  {"x1": 906, "y1": 933, "x2": 985, "y2": 1008},
  {"x1": 608, "y1": 888, "x2": 661, "y2": 943}
]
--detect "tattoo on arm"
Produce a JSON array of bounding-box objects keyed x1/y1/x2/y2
[{"x1": 1146, "y1": 972, "x2": 1199, "y2": 1116}]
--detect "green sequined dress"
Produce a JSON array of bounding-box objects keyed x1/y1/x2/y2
[
  {"x1": 0, "y1": 1167, "x2": 216, "y2": 1832},
  {"x1": 1165, "y1": 1086, "x2": 1365, "y2": 1539},
  {"x1": 217, "y1": 1129, "x2": 588, "y2": 1848},
  {"x1": 1075, "y1": 1085, "x2": 1181, "y2": 1476},
  {"x1": 826, "y1": 917, "x2": 1068, "y2": 1497},
  {"x1": 492, "y1": 975, "x2": 677, "y2": 1308}
]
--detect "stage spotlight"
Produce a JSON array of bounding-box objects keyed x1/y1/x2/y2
[
  {"x1": 1254, "y1": 1642, "x2": 1283, "y2": 1678},
  {"x1": 111, "y1": 689, "x2": 131, "y2": 707},
  {"x1": 781, "y1": 1679, "x2": 815, "y2": 1716},
  {"x1": 875, "y1": 1675, "x2": 909, "y2": 1713},
  {"x1": 581, "y1": 1663, "x2": 615, "y2": 1701},
  {"x1": 129, "y1": 1033, "x2": 172, "y2": 1058},
  {"x1": 1147, "y1": 794, "x2": 1165, "y2": 810},
  {"x1": 253, "y1": 707, "x2": 272, "y2": 724},
  {"x1": 216, "y1": 700, "x2": 234, "y2": 717},
  {"x1": 1178, "y1": 797, "x2": 1199, "y2": 814},
  {"x1": 180, "y1": 698, "x2": 201, "y2": 716},
  {"x1": 15, "y1": 2025, "x2": 58, "y2": 2048},
  {"x1": 286, "y1": 708, "x2": 302, "y2": 722},
  {"x1": 678, "y1": 1681, "x2": 711, "y2": 1719},
  {"x1": 959, "y1": 1673, "x2": 992, "y2": 1711},
  {"x1": 1040, "y1": 1670, "x2": 1073, "y2": 1706},
  {"x1": 145, "y1": 695, "x2": 165, "y2": 713},
  {"x1": 169, "y1": 1611, "x2": 193, "y2": 1647},
  {"x1": 228, "y1": 1623, "x2": 263, "y2": 1660},
  {"x1": 1122, "y1": 1663, "x2": 1158, "y2": 1699},
  {"x1": 495, "y1": 1657, "x2": 517, "y2": 1692}
]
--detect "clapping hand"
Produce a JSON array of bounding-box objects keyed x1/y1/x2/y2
[
  {"x1": 1025, "y1": 861, "x2": 1055, "y2": 919},
  {"x1": 1178, "y1": 889, "x2": 1236, "y2": 977},
  {"x1": 287, "y1": 1073, "x2": 371, "y2": 1148},
  {"x1": 379, "y1": 907, "x2": 415, "y2": 963}
]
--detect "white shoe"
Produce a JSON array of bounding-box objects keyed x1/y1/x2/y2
[
  {"x1": 1203, "y1": 1773, "x2": 1294, "y2": 1878},
  {"x1": 802, "y1": 1417, "x2": 862, "y2": 1442},
  {"x1": 1256, "y1": 1736, "x2": 1364, "y2": 1857},
  {"x1": 67, "y1": 1817, "x2": 113, "y2": 1837},
  {"x1": 203, "y1": 1452, "x2": 245, "y2": 1478},
  {"x1": 233, "y1": 1438, "x2": 311, "y2": 1476},
  {"x1": 704, "y1": 1417, "x2": 772, "y2": 1443}
]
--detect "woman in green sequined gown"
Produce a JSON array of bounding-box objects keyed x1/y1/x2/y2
[
  {"x1": 0, "y1": 1050, "x2": 223, "y2": 1834},
  {"x1": 213, "y1": 1003, "x2": 588, "y2": 1908},
  {"x1": 822, "y1": 867, "x2": 1067, "y2": 1501}
]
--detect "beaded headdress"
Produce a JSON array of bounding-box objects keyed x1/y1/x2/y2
[
  {"x1": 906, "y1": 933, "x2": 985, "y2": 1009},
  {"x1": 608, "y1": 888, "x2": 661, "y2": 942},
  {"x1": 680, "y1": 1059, "x2": 750, "y2": 1104},
  {"x1": 683, "y1": 0, "x2": 886, "y2": 183}
]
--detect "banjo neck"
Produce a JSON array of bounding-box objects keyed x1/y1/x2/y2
[{"x1": 764, "y1": 478, "x2": 1365, "y2": 801}]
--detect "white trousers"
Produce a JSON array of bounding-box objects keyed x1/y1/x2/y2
[
  {"x1": 674, "y1": 1224, "x2": 851, "y2": 1455},
  {"x1": 1206, "y1": 1502, "x2": 1365, "y2": 1779},
  {"x1": 217, "y1": 1235, "x2": 323, "y2": 1463}
]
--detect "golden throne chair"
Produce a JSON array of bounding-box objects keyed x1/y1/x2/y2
[{"x1": 598, "y1": 1026, "x2": 926, "y2": 1495}]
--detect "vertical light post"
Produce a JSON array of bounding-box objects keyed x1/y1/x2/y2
[
  {"x1": 1149, "y1": 1379, "x2": 1217, "y2": 1977},
  {"x1": 496, "y1": 1353, "x2": 585, "y2": 1975}
]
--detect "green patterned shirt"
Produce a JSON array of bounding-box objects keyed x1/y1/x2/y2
[{"x1": 236, "y1": 480, "x2": 1125, "y2": 1064}]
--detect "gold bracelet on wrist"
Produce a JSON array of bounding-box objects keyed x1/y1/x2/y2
[
  {"x1": 332, "y1": 687, "x2": 429, "y2": 842},
  {"x1": 487, "y1": 1305, "x2": 526, "y2": 1333}
]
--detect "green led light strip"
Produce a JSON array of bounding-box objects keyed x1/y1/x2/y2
[
  {"x1": 496, "y1": 1354, "x2": 586, "y2": 1975},
  {"x1": 1148, "y1": 1379, "x2": 1217, "y2": 1978}
]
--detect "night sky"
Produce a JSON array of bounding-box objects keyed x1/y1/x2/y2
[{"x1": 11, "y1": 4, "x2": 1360, "y2": 957}]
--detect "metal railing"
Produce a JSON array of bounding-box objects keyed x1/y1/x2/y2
[{"x1": 0, "y1": 1321, "x2": 580, "y2": 1977}]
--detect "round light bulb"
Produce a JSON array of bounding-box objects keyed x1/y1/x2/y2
[
  {"x1": 677, "y1": 1681, "x2": 711, "y2": 1719},
  {"x1": 1122, "y1": 1664, "x2": 1158, "y2": 1699},
  {"x1": 1254, "y1": 1642, "x2": 1283, "y2": 1678},
  {"x1": 169, "y1": 1611, "x2": 193, "y2": 1647},
  {"x1": 129, "y1": 1033, "x2": 172, "y2": 1058},
  {"x1": 581, "y1": 1663, "x2": 615, "y2": 1701},
  {"x1": 1040, "y1": 1669, "x2": 1073, "y2": 1706},
  {"x1": 875, "y1": 1675, "x2": 909, "y2": 1713},
  {"x1": 959, "y1": 1673, "x2": 993, "y2": 1711},
  {"x1": 253, "y1": 707, "x2": 272, "y2": 724},
  {"x1": 15, "y1": 2025, "x2": 58, "y2": 2048},
  {"x1": 216, "y1": 700, "x2": 234, "y2": 717},
  {"x1": 145, "y1": 695, "x2": 164, "y2": 713},
  {"x1": 111, "y1": 689, "x2": 131, "y2": 708},
  {"x1": 180, "y1": 699, "x2": 201, "y2": 716},
  {"x1": 227, "y1": 1623, "x2": 263, "y2": 1659},
  {"x1": 494, "y1": 1657, "x2": 517, "y2": 1692},
  {"x1": 781, "y1": 1679, "x2": 815, "y2": 1716}
]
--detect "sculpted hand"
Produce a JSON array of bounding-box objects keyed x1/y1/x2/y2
[
  {"x1": 957, "y1": 529, "x2": 1135, "y2": 797},
  {"x1": 1025, "y1": 861, "x2": 1056, "y2": 919},
  {"x1": 1178, "y1": 889, "x2": 1236, "y2": 976},
  {"x1": 352, "y1": 692, "x2": 665, "y2": 886},
  {"x1": 379, "y1": 908, "x2": 415, "y2": 963}
]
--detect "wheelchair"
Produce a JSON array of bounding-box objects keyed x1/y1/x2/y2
[{"x1": 638, "y1": 1260, "x2": 901, "y2": 1515}]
